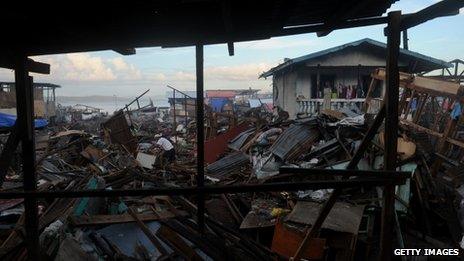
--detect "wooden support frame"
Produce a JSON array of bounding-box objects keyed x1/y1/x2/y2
[
  {"x1": 400, "y1": 0, "x2": 464, "y2": 31},
  {"x1": 195, "y1": 44, "x2": 206, "y2": 233},
  {"x1": 15, "y1": 55, "x2": 40, "y2": 260},
  {"x1": 402, "y1": 90, "x2": 415, "y2": 119},
  {"x1": 316, "y1": 0, "x2": 372, "y2": 37},
  {"x1": 380, "y1": 11, "x2": 401, "y2": 261},
  {"x1": 363, "y1": 77, "x2": 377, "y2": 112},
  {"x1": 0, "y1": 57, "x2": 50, "y2": 74},
  {"x1": 113, "y1": 48, "x2": 136, "y2": 55},
  {"x1": 412, "y1": 94, "x2": 429, "y2": 123}
]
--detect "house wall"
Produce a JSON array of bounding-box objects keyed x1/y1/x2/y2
[
  {"x1": 304, "y1": 49, "x2": 408, "y2": 67},
  {"x1": 273, "y1": 70, "x2": 298, "y2": 118},
  {"x1": 296, "y1": 66, "x2": 377, "y2": 98},
  {"x1": 271, "y1": 49, "x2": 409, "y2": 118},
  {"x1": 273, "y1": 65, "x2": 387, "y2": 119}
]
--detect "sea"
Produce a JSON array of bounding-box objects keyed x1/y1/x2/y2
[{"x1": 57, "y1": 98, "x2": 170, "y2": 115}]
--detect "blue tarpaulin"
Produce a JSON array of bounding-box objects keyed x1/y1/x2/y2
[
  {"x1": 0, "y1": 112, "x2": 48, "y2": 129},
  {"x1": 210, "y1": 98, "x2": 229, "y2": 112}
]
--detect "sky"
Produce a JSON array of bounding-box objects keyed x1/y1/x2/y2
[{"x1": 1, "y1": 0, "x2": 463, "y2": 98}]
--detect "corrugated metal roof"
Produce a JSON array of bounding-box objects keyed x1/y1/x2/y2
[
  {"x1": 249, "y1": 98, "x2": 273, "y2": 108},
  {"x1": 206, "y1": 152, "x2": 249, "y2": 180},
  {"x1": 228, "y1": 128, "x2": 256, "y2": 151},
  {"x1": 269, "y1": 123, "x2": 319, "y2": 161},
  {"x1": 206, "y1": 90, "x2": 237, "y2": 98},
  {"x1": 260, "y1": 38, "x2": 453, "y2": 78}
]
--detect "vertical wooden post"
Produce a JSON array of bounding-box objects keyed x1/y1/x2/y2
[
  {"x1": 413, "y1": 94, "x2": 429, "y2": 123},
  {"x1": 184, "y1": 94, "x2": 188, "y2": 125},
  {"x1": 432, "y1": 119, "x2": 458, "y2": 176},
  {"x1": 15, "y1": 54, "x2": 40, "y2": 260},
  {"x1": 398, "y1": 88, "x2": 408, "y2": 116},
  {"x1": 363, "y1": 77, "x2": 376, "y2": 112},
  {"x1": 195, "y1": 44, "x2": 205, "y2": 233},
  {"x1": 316, "y1": 65, "x2": 321, "y2": 98},
  {"x1": 173, "y1": 89, "x2": 177, "y2": 143},
  {"x1": 403, "y1": 90, "x2": 415, "y2": 120},
  {"x1": 402, "y1": 29, "x2": 408, "y2": 50},
  {"x1": 381, "y1": 11, "x2": 401, "y2": 261}
]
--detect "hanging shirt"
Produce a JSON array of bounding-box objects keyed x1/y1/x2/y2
[
  {"x1": 411, "y1": 98, "x2": 417, "y2": 112},
  {"x1": 451, "y1": 102, "x2": 462, "y2": 120},
  {"x1": 157, "y1": 137, "x2": 174, "y2": 151}
]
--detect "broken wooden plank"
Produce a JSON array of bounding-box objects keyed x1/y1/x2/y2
[
  {"x1": 69, "y1": 211, "x2": 184, "y2": 226},
  {"x1": 157, "y1": 225, "x2": 203, "y2": 260},
  {"x1": 127, "y1": 207, "x2": 168, "y2": 256}
]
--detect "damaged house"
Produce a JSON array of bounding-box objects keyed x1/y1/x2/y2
[
  {"x1": 260, "y1": 38, "x2": 452, "y2": 118},
  {"x1": 0, "y1": 82, "x2": 60, "y2": 120}
]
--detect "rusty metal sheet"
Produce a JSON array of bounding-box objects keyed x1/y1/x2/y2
[
  {"x1": 285, "y1": 201, "x2": 365, "y2": 234},
  {"x1": 204, "y1": 123, "x2": 250, "y2": 163},
  {"x1": 272, "y1": 220, "x2": 326, "y2": 260},
  {"x1": 228, "y1": 128, "x2": 255, "y2": 151}
]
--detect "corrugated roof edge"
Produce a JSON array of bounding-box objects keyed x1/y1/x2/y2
[{"x1": 259, "y1": 38, "x2": 453, "y2": 78}]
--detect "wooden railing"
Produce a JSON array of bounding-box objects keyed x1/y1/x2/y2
[{"x1": 297, "y1": 98, "x2": 365, "y2": 115}]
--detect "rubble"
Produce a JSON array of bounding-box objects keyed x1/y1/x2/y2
[{"x1": 0, "y1": 73, "x2": 463, "y2": 260}]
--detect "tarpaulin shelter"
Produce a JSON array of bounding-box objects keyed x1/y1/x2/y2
[{"x1": 0, "y1": 112, "x2": 47, "y2": 129}]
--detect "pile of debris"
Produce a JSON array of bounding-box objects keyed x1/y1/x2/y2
[{"x1": 0, "y1": 79, "x2": 463, "y2": 260}]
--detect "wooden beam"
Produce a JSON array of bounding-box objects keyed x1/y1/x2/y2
[
  {"x1": 317, "y1": 0, "x2": 372, "y2": 37},
  {"x1": 402, "y1": 29, "x2": 408, "y2": 50},
  {"x1": 400, "y1": 0, "x2": 464, "y2": 31},
  {"x1": 227, "y1": 42, "x2": 234, "y2": 56},
  {"x1": 380, "y1": 11, "x2": 401, "y2": 261},
  {"x1": 15, "y1": 55, "x2": 40, "y2": 260},
  {"x1": 195, "y1": 44, "x2": 205, "y2": 233},
  {"x1": 157, "y1": 225, "x2": 203, "y2": 260},
  {"x1": 127, "y1": 207, "x2": 168, "y2": 256},
  {"x1": 69, "y1": 211, "x2": 183, "y2": 226},
  {"x1": 112, "y1": 48, "x2": 136, "y2": 55},
  {"x1": 0, "y1": 57, "x2": 50, "y2": 74},
  {"x1": 412, "y1": 94, "x2": 428, "y2": 123},
  {"x1": 363, "y1": 78, "x2": 376, "y2": 112},
  {"x1": 431, "y1": 118, "x2": 459, "y2": 176}
]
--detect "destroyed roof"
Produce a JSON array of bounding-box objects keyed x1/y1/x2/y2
[
  {"x1": 1, "y1": 1, "x2": 397, "y2": 56},
  {"x1": 260, "y1": 38, "x2": 453, "y2": 77},
  {"x1": 206, "y1": 90, "x2": 237, "y2": 98},
  {"x1": 206, "y1": 89, "x2": 260, "y2": 98}
]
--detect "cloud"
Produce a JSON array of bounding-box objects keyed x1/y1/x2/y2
[
  {"x1": 205, "y1": 63, "x2": 273, "y2": 81},
  {"x1": 110, "y1": 57, "x2": 142, "y2": 80},
  {"x1": 34, "y1": 53, "x2": 142, "y2": 82},
  {"x1": 22, "y1": 52, "x2": 273, "y2": 96},
  {"x1": 172, "y1": 71, "x2": 196, "y2": 81},
  {"x1": 145, "y1": 72, "x2": 167, "y2": 81}
]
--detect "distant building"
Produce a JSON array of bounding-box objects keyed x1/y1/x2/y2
[
  {"x1": 166, "y1": 90, "x2": 198, "y2": 122},
  {"x1": 0, "y1": 82, "x2": 60, "y2": 119},
  {"x1": 260, "y1": 38, "x2": 452, "y2": 118},
  {"x1": 205, "y1": 89, "x2": 260, "y2": 112}
]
